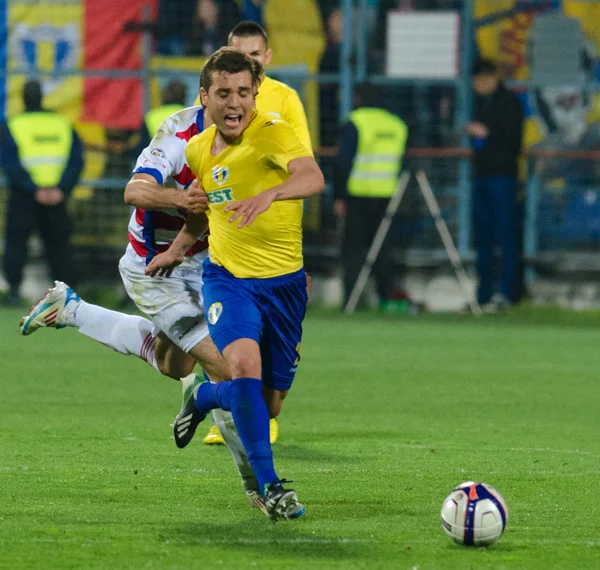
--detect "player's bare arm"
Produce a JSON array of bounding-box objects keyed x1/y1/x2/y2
[
  {"x1": 145, "y1": 211, "x2": 208, "y2": 278},
  {"x1": 124, "y1": 174, "x2": 207, "y2": 215},
  {"x1": 224, "y1": 156, "x2": 325, "y2": 228}
]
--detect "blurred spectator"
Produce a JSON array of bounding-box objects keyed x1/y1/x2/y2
[
  {"x1": 135, "y1": 81, "x2": 187, "y2": 156},
  {"x1": 1, "y1": 81, "x2": 84, "y2": 306},
  {"x1": 156, "y1": 0, "x2": 195, "y2": 56},
  {"x1": 333, "y1": 84, "x2": 409, "y2": 309},
  {"x1": 467, "y1": 59, "x2": 524, "y2": 312},
  {"x1": 186, "y1": 0, "x2": 240, "y2": 56},
  {"x1": 237, "y1": 0, "x2": 265, "y2": 26},
  {"x1": 319, "y1": 8, "x2": 343, "y2": 147}
]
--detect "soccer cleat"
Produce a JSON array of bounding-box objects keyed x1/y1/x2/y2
[
  {"x1": 180, "y1": 373, "x2": 202, "y2": 407},
  {"x1": 270, "y1": 418, "x2": 279, "y2": 444},
  {"x1": 203, "y1": 423, "x2": 225, "y2": 445},
  {"x1": 246, "y1": 489, "x2": 269, "y2": 517},
  {"x1": 20, "y1": 281, "x2": 80, "y2": 336},
  {"x1": 173, "y1": 377, "x2": 206, "y2": 449},
  {"x1": 263, "y1": 480, "x2": 305, "y2": 522}
]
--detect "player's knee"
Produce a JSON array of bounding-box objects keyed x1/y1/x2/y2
[
  {"x1": 265, "y1": 390, "x2": 287, "y2": 419},
  {"x1": 228, "y1": 351, "x2": 260, "y2": 378}
]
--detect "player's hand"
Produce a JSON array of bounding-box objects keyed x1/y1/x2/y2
[
  {"x1": 35, "y1": 188, "x2": 64, "y2": 206},
  {"x1": 144, "y1": 249, "x2": 185, "y2": 278},
  {"x1": 224, "y1": 189, "x2": 276, "y2": 228},
  {"x1": 465, "y1": 122, "x2": 489, "y2": 138},
  {"x1": 333, "y1": 199, "x2": 346, "y2": 217},
  {"x1": 183, "y1": 180, "x2": 209, "y2": 215}
]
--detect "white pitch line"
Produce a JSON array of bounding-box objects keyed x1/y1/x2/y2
[{"x1": 406, "y1": 444, "x2": 600, "y2": 458}]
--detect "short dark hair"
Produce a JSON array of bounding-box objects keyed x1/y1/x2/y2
[
  {"x1": 200, "y1": 47, "x2": 263, "y2": 92},
  {"x1": 471, "y1": 58, "x2": 497, "y2": 77},
  {"x1": 228, "y1": 20, "x2": 268, "y2": 48}
]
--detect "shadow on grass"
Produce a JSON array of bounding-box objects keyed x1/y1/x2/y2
[{"x1": 159, "y1": 521, "x2": 374, "y2": 561}]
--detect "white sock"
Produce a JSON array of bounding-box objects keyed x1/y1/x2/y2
[
  {"x1": 212, "y1": 408, "x2": 257, "y2": 491},
  {"x1": 74, "y1": 301, "x2": 160, "y2": 372}
]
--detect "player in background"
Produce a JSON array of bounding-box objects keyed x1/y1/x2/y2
[
  {"x1": 148, "y1": 48, "x2": 325, "y2": 520},
  {"x1": 197, "y1": 20, "x2": 313, "y2": 446},
  {"x1": 19, "y1": 102, "x2": 266, "y2": 514}
]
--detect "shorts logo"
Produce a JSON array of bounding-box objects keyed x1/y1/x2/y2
[
  {"x1": 207, "y1": 302, "x2": 223, "y2": 325},
  {"x1": 212, "y1": 165, "x2": 229, "y2": 185},
  {"x1": 150, "y1": 148, "x2": 166, "y2": 158}
]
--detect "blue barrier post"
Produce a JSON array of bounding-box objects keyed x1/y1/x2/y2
[
  {"x1": 339, "y1": 0, "x2": 354, "y2": 123},
  {"x1": 524, "y1": 157, "x2": 540, "y2": 287},
  {"x1": 456, "y1": 0, "x2": 474, "y2": 255}
]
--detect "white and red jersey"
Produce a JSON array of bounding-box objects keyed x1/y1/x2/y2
[{"x1": 128, "y1": 105, "x2": 208, "y2": 265}]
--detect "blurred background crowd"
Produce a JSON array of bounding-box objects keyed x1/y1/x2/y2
[{"x1": 1, "y1": 0, "x2": 600, "y2": 312}]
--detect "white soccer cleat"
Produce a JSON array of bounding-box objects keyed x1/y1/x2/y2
[
  {"x1": 19, "y1": 281, "x2": 80, "y2": 336},
  {"x1": 246, "y1": 489, "x2": 269, "y2": 516}
]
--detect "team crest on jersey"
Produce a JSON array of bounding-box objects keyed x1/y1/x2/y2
[
  {"x1": 207, "y1": 302, "x2": 223, "y2": 325},
  {"x1": 150, "y1": 148, "x2": 166, "y2": 158},
  {"x1": 212, "y1": 166, "x2": 229, "y2": 186}
]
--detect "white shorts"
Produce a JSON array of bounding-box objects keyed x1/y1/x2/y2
[{"x1": 118, "y1": 244, "x2": 209, "y2": 352}]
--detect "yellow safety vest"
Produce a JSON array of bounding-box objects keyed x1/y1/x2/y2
[
  {"x1": 144, "y1": 104, "x2": 185, "y2": 136},
  {"x1": 347, "y1": 108, "x2": 408, "y2": 198},
  {"x1": 8, "y1": 112, "x2": 73, "y2": 188}
]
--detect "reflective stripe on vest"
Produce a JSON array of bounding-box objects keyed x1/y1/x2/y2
[
  {"x1": 347, "y1": 108, "x2": 408, "y2": 198},
  {"x1": 8, "y1": 112, "x2": 73, "y2": 187},
  {"x1": 144, "y1": 104, "x2": 186, "y2": 136}
]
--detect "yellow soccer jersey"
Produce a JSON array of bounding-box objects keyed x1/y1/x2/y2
[
  {"x1": 195, "y1": 75, "x2": 312, "y2": 153},
  {"x1": 185, "y1": 109, "x2": 312, "y2": 279}
]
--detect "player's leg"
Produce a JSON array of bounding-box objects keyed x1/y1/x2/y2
[
  {"x1": 35, "y1": 201, "x2": 77, "y2": 287},
  {"x1": 473, "y1": 177, "x2": 495, "y2": 305},
  {"x1": 19, "y1": 278, "x2": 192, "y2": 378},
  {"x1": 139, "y1": 254, "x2": 263, "y2": 501},
  {"x1": 3, "y1": 191, "x2": 34, "y2": 305}
]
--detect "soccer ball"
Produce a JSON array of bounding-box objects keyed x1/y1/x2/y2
[{"x1": 440, "y1": 481, "x2": 508, "y2": 546}]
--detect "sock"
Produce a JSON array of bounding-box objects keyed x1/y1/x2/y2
[
  {"x1": 212, "y1": 409, "x2": 257, "y2": 492},
  {"x1": 74, "y1": 302, "x2": 160, "y2": 372},
  {"x1": 229, "y1": 379, "x2": 277, "y2": 495},
  {"x1": 195, "y1": 380, "x2": 233, "y2": 413},
  {"x1": 195, "y1": 378, "x2": 277, "y2": 494}
]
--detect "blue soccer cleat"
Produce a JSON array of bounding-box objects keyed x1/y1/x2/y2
[{"x1": 20, "y1": 281, "x2": 80, "y2": 336}]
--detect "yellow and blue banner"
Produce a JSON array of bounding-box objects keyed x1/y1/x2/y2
[{"x1": 0, "y1": 0, "x2": 156, "y2": 129}]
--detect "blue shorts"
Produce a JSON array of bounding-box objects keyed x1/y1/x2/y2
[{"x1": 202, "y1": 260, "x2": 308, "y2": 391}]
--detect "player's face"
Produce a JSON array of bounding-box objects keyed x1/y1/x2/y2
[
  {"x1": 473, "y1": 74, "x2": 498, "y2": 96},
  {"x1": 229, "y1": 35, "x2": 273, "y2": 70},
  {"x1": 201, "y1": 71, "x2": 255, "y2": 141}
]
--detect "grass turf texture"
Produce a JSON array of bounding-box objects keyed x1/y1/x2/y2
[{"x1": 0, "y1": 306, "x2": 599, "y2": 569}]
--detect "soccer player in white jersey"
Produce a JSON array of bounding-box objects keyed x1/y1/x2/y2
[{"x1": 19, "y1": 104, "x2": 264, "y2": 513}]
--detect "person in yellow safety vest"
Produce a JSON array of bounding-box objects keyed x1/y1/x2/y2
[
  {"x1": 195, "y1": 20, "x2": 312, "y2": 447},
  {"x1": 333, "y1": 84, "x2": 409, "y2": 310},
  {"x1": 1, "y1": 80, "x2": 84, "y2": 307},
  {"x1": 138, "y1": 80, "x2": 188, "y2": 152}
]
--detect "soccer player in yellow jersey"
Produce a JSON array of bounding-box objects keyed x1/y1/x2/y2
[
  {"x1": 196, "y1": 21, "x2": 312, "y2": 446},
  {"x1": 147, "y1": 48, "x2": 324, "y2": 520}
]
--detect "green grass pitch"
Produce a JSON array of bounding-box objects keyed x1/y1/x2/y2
[{"x1": 1, "y1": 306, "x2": 599, "y2": 569}]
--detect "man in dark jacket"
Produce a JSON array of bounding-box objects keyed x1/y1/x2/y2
[
  {"x1": 468, "y1": 59, "x2": 524, "y2": 311},
  {"x1": 1, "y1": 81, "x2": 84, "y2": 306}
]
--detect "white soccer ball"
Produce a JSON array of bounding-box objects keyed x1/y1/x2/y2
[{"x1": 440, "y1": 481, "x2": 508, "y2": 546}]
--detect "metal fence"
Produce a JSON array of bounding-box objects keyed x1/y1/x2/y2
[{"x1": 2, "y1": 0, "x2": 600, "y2": 287}]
